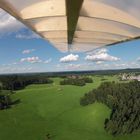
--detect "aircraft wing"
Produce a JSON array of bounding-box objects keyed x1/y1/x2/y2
[{"x1": 0, "y1": 0, "x2": 140, "y2": 52}]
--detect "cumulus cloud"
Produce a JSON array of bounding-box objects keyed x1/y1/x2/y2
[
  {"x1": 22, "y1": 49, "x2": 35, "y2": 54},
  {"x1": 85, "y1": 49, "x2": 120, "y2": 62},
  {"x1": 20, "y1": 56, "x2": 42, "y2": 63},
  {"x1": 0, "y1": 9, "x2": 25, "y2": 36},
  {"x1": 60, "y1": 54, "x2": 79, "y2": 63},
  {"x1": 20, "y1": 56, "x2": 52, "y2": 64},
  {"x1": 86, "y1": 48, "x2": 107, "y2": 55},
  {"x1": 44, "y1": 58, "x2": 52, "y2": 64}
]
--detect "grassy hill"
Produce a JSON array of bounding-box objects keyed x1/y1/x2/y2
[{"x1": 0, "y1": 76, "x2": 140, "y2": 140}]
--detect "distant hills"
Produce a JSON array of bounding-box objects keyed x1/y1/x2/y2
[{"x1": 0, "y1": 68, "x2": 140, "y2": 76}]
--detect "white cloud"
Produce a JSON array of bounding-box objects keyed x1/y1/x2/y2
[
  {"x1": 16, "y1": 32, "x2": 40, "y2": 39},
  {"x1": 56, "y1": 64, "x2": 61, "y2": 68},
  {"x1": 44, "y1": 58, "x2": 52, "y2": 64},
  {"x1": 114, "y1": 63, "x2": 128, "y2": 67},
  {"x1": 20, "y1": 56, "x2": 52, "y2": 64},
  {"x1": 22, "y1": 49, "x2": 35, "y2": 54},
  {"x1": 0, "y1": 9, "x2": 40, "y2": 39},
  {"x1": 0, "y1": 66, "x2": 33, "y2": 74},
  {"x1": 86, "y1": 48, "x2": 107, "y2": 55},
  {"x1": 20, "y1": 56, "x2": 42, "y2": 63},
  {"x1": 2, "y1": 62, "x2": 18, "y2": 66},
  {"x1": 12, "y1": 62, "x2": 17, "y2": 65},
  {"x1": 0, "y1": 9, "x2": 25, "y2": 36},
  {"x1": 137, "y1": 57, "x2": 140, "y2": 61},
  {"x1": 85, "y1": 49, "x2": 120, "y2": 62},
  {"x1": 65, "y1": 64, "x2": 81, "y2": 70},
  {"x1": 60, "y1": 54, "x2": 79, "y2": 63},
  {"x1": 96, "y1": 61, "x2": 103, "y2": 65}
]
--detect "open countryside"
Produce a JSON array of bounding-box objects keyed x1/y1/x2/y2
[
  {"x1": 0, "y1": 0, "x2": 140, "y2": 140},
  {"x1": 0, "y1": 74, "x2": 140, "y2": 140}
]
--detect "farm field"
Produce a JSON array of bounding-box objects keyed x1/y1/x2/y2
[{"x1": 0, "y1": 75, "x2": 140, "y2": 140}]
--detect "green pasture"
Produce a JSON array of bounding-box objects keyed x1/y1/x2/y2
[{"x1": 0, "y1": 76, "x2": 139, "y2": 140}]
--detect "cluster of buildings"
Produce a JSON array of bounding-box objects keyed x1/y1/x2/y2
[{"x1": 121, "y1": 73, "x2": 140, "y2": 81}]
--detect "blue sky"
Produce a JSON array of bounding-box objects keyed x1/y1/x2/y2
[{"x1": 0, "y1": 9, "x2": 140, "y2": 74}]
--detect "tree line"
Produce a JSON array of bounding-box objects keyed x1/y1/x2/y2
[
  {"x1": 0, "y1": 89, "x2": 20, "y2": 110},
  {"x1": 0, "y1": 75, "x2": 53, "y2": 91},
  {"x1": 0, "y1": 75, "x2": 53, "y2": 110},
  {"x1": 80, "y1": 81, "x2": 140, "y2": 136},
  {"x1": 60, "y1": 76, "x2": 93, "y2": 86}
]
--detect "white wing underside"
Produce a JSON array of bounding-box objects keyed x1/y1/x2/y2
[{"x1": 0, "y1": 0, "x2": 140, "y2": 52}]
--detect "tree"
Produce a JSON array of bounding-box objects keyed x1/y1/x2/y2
[{"x1": 80, "y1": 81, "x2": 140, "y2": 135}]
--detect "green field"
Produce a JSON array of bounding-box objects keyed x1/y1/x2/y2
[{"x1": 0, "y1": 76, "x2": 140, "y2": 140}]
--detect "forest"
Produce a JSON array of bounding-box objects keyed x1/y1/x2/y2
[
  {"x1": 80, "y1": 81, "x2": 140, "y2": 136},
  {"x1": 0, "y1": 89, "x2": 20, "y2": 110},
  {"x1": 60, "y1": 76, "x2": 93, "y2": 86},
  {"x1": 0, "y1": 75, "x2": 53, "y2": 90},
  {"x1": 0, "y1": 75, "x2": 53, "y2": 110}
]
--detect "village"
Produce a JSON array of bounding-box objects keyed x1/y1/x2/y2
[{"x1": 121, "y1": 73, "x2": 140, "y2": 81}]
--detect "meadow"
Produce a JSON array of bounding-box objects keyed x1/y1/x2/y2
[{"x1": 0, "y1": 75, "x2": 140, "y2": 140}]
